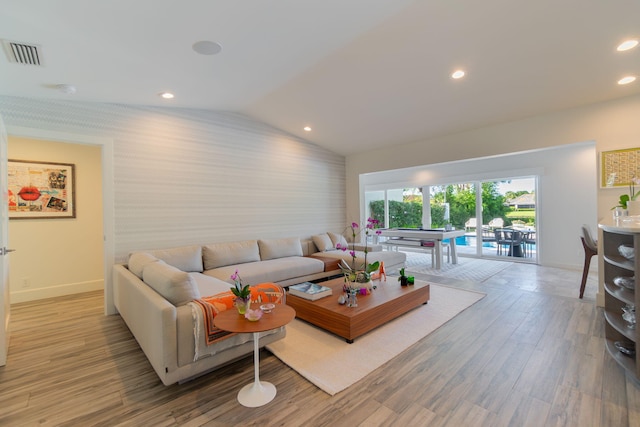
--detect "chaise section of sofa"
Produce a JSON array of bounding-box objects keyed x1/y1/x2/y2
[
  {"x1": 308, "y1": 232, "x2": 406, "y2": 273},
  {"x1": 113, "y1": 245, "x2": 285, "y2": 386}
]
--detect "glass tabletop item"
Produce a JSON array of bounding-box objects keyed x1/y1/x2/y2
[
  {"x1": 618, "y1": 244, "x2": 635, "y2": 260},
  {"x1": 622, "y1": 304, "x2": 636, "y2": 329},
  {"x1": 615, "y1": 341, "x2": 636, "y2": 357},
  {"x1": 613, "y1": 276, "x2": 635, "y2": 290},
  {"x1": 259, "y1": 303, "x2": 275, "y2": 313}
]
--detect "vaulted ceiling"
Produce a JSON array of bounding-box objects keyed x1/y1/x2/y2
[{"x1": 1, "y1": 0, "x2": 639, "y2": 155}]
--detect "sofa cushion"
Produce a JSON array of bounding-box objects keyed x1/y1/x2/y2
[
  {"x1": 328, "y1": 232, "x2": 349, "y2": 249},
  {"x1": 142, "y1": 260, "x2": 201, "y2": 306},
  {"x1": 189, "y1": 273, "x2": 232, "y2": 296},
  {"x1": 204, "y1": 257, "x2": 324, "y2": 285},
  {"x1": 128, "y1": 252, "x2": 159, "y2": 279},
  {"x1": 312, "y1": 233, "x2": 334, "y2": 252},
  {"x1": 258, "y1": 237, "x2": 303, "y2": 261},
  {"x1": 203, "y1": 240, "x2": 260, "y2": 270},
  {"x1": 148, "y1": 245, "x2": 203, "y2": 272}
]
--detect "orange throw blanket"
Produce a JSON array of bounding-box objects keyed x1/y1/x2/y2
[{"x1": 192, "y1": 283, "x2": 285, "y2": 346}]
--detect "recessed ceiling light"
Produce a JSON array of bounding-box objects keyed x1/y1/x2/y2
[
  {"x1": 617, "y1": 39, "x2": 639, "y2": 51},
  {"x1": 451, "y1": 70, "x2": 465, "y2": 79},
  {"x1": 618, "y1": 76, "x2": 637, "y2": 85},
  {"x1": 159, "y1": 92, "x2": 174, "y2": 99},
  {"x1": 303, "y1": 126, "x2": 312, "y2": 132},
  {"x1": 192, "y1": 41, "x2": 223, "y2": 56}
]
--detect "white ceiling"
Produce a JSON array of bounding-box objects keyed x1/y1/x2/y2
[{"x1": 1, "y1": 0, "x2": 639, "y2": 156}]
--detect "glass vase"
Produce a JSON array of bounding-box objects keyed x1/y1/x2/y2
[
  {"x1": 347, "y1": 289, "x2": 358, "y2": 307},
  {"x1": 235, "y1": 297, "x2": 251, "y2": 315}
]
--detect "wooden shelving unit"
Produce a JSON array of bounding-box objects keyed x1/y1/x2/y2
[{"x1": 599, "y1": 219, "x2": 640, "y2": 380}]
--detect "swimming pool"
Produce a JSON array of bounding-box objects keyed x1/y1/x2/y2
[{"x1": 451, "y1": 235, "x2": 496, "y2": 248}]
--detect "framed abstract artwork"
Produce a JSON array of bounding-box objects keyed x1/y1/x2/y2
[
  {"x1": 600, "y1": 147, "x2": 640, "y2": 188},
  {"x1": 7, "y1": 159, "x2": 76, "y2": 219}
]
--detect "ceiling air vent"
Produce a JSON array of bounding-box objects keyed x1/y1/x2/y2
[{"x1": 2, "y1": 40, "x2": 43, "y2": 66}]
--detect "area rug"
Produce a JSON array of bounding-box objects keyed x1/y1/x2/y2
[
  {"x1": 266, "y1": 284, "x2": 485, "y2": 395},
  {"x1": 404, "y1": 252, "x2": 513, "y2": 282}
]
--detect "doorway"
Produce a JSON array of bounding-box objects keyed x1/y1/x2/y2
[
  {"x1": 8, "y1": 136, "x2": 105, "y2": 303},
  {"x1": 5, "y1": 126, "x2": 115, "y2": 313}
]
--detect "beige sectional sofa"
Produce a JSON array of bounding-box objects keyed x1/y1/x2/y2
[{"x1": 113, "y1": 235, "x2": 406, "y2": 385}]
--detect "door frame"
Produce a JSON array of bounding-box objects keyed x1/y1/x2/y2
[{"x1": 6, "y1": 126, "x2": 116, "y2": 314}]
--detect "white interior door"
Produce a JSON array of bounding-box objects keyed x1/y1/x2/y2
[{"x1": 0, "y1": 114, "x2": 10, "y2": 366}]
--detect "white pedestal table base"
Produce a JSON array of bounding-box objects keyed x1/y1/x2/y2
[{"x1": 237, "y1": 332, "x2": 276, "y2": 407}]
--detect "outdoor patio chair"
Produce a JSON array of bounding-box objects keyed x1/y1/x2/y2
[
  {"x1": 465, "y1": 218, "x2": 477, "y2": 231},
  {"x1": 481, "y1": 229, "x2": 496, "y2": 242},
  {"x1": 524, "y1": 231, "x2": 536, "y2": 257},
  {"x1": 488, "y1": 218, "x2": 504, "y2": 229},
  {"x1": 495, "y1": 229, "x2": 525, "y2": 256},
  {"x1": 494, "y1": 229, "x2": 511, "y2": 255}
]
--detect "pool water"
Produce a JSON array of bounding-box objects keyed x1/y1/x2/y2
[{"x1": 450, "y1": 235, "x2": 496, "y2": 248}]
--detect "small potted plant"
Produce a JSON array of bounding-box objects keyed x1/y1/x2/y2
[
  {"x1": 230, "y1": 269, "x2": 252, "y2": 314},
  {"x1": 613, "y1": 177, "x2": 640, "y2": 215},
  {"x1": 398, "y1": 267, "x2": 408, "y2": 286}
]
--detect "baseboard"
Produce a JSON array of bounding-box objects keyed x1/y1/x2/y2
[{"x1": 10, "y1": 279, "x2": 104, "y2": 304}]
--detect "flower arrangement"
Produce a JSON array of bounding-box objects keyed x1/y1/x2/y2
[
  {"x1": 230, "y1": 269, "x2": 251, "y2": 300},
  {"x1": 614, "y1": 177, "x2": 640, "y2": 209},
  {"x1": 230, "y1": 269, "x2": 252, "y2": 314},
  {"x1": 337, "y1": 217, "x2": 382, "y2": 284}
]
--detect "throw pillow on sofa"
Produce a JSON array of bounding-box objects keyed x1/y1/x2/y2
[
  {"x1": 258, "y1": 237, "x2": 303, "y2": 260},
  {"x1": 142, "y1": 260, "x2": 201, "y2": 306},
  {"x1": 328, "y1": 232, "x2": 349, "y2": 249},
  {"x1": 203, "y1": 240, "x2": 261, "y2": 270},
  {"x1": 148, "y1": 245, "x2": 204, "y2": 272},
  {"x1": 312, "y1": 233, "x2": 334, "y2": 252},
  {"x1": 128, "y1": 252, "x2": 160, "y2": 279}
]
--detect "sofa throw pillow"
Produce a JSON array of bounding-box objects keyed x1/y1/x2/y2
[
  {"x1": 203, "y1": 240, "x2": 261, "y2": 270},
  {"x1": 149, "y1": 245, "x2": 204, "y2": 272},
  {"x1": 128, "y1": 252, "x2": 159, "y2": 279},
  {"x1": 258, "y1": 237, "x2": 303, "y2": 260},
  {"x1": 142, "y1": 260, "x2": 201, "y2": 306},
  {"x1": 312, "y1": 233, "x2": 334, "y2": 252},
  {"x1": 328, "y1": 232, "x2": 349, "y2": 249}
]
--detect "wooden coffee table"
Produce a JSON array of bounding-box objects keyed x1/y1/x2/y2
[
  {"x1": 214, "y1": 303, "x2": 295, "y2": 407},
  {"x1": 286, "y1": 277, "x2": 430, "y2": 343}
]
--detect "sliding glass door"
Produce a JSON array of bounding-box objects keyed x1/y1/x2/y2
[
  {"x1": 479, "y1": 177, "x2": 536, "y2": 260},
  {"x1": 365, "y1": 176, "x2": 537, "y2": 262}
]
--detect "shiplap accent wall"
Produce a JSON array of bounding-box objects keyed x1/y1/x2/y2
[{"x1": 0, "y1": 96, "x2": 346, "y2": 263}]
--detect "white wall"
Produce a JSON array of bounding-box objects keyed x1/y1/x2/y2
[
  {"x1": 0, "y1": 96, "x2": 346, "y2": 307},
  {"x1": 7, "y1": 137, "x2": 104, "y2": 302},
  {"x1": 348, "y1": 93, "x2": 640, "y2": 305},
  {"x1": 348, "y1": 94, "x2": 640, "y2": 222}
]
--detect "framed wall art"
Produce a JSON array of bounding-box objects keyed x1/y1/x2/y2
[
  {"x1": 600, "y1": 147, "x2": 640, "y2": 188},
  {"x1": 7, "y1": 159, "x2": 76, "y2": 219}
]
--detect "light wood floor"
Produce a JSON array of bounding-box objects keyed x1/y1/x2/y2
[{"x1": 1, "y1": 261, "x2": 639, "y2": 426}]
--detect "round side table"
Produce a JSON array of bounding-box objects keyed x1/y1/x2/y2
[{"x1": 214, "y1": 303, "x2": 295, "y2": 407}]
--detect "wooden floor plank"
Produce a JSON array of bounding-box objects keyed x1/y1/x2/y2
[{"x1": 0, "y1": 262, "x2": 636, "y2": 426}]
